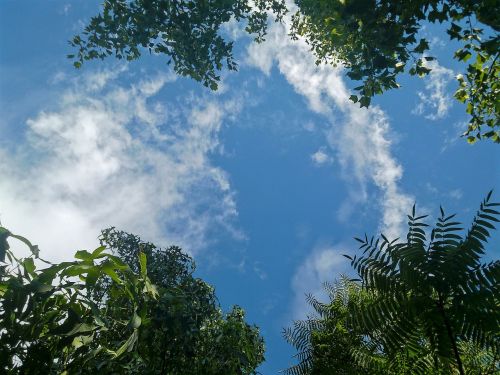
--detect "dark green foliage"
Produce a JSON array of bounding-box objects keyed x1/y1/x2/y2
[
  {"x1": 349, "y1": 192, "x2": 500, "y2": 374},
  {"x1": 0, "y1": 227, "x2": 158, "y2": 374},
  {"x1": 285, "y1": 193, "x2": 499, "y2": 374},
  {"x1": 72, "y1": 1, "x2": 498, "y2": 143},
  {"x1": 0, "y1": 227, "x2": 9, "y2": 262},
  {"x1": 291, "y1": 0, "x2": 500, "y2": 143},
  {"x1": 283, "y1": 278, "x2": 431, "y2": 375},
  {"x1": 70, "y1": 0, "x2": 286, "y2": 90},
  {"x1": 91, "y1": 227, "x2": 265, "y2": 374},
  {"x1": 283, "y1": 277, "x2": 377, "y2": 375},
  {"x1": 0, "y1": 227, "x2": 265, "y2": 374}
]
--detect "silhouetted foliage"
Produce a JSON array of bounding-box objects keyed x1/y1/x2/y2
[
  {"x1": 69, "y1": 0, "x2": 286, "y2": 90},
  {"x1": 285, "y1": 193, "x2": 500, "y2": 374},
  {"x1": 95, "y1": 227, "x2": 265, "y2": 374},
  {"x1": 0, "y1": 228, "x2": 158, "y2": 374},
  {"x1": 0, "y1": 227, "x2": 265, "y2": 374},
  {"x1": 291, "y1": 0, "x2": 500, "y2": 143}
]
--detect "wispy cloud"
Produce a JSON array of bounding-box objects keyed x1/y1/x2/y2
[
  {"x1": 310, "y1": 147, "x2": 333, "y2": 166},
  {"x1": 59, "y1": 3, "x2": 71, "y2": 16},
  {"x1": 0, "y1": 70, "x2": 242, "y2": 261},
  {"x1": 412, "y1": 59, "x2": 455, "y2": 120},
  {"x1": 290, "y1": 246, "x2": 349, "y2": 319},
  {"x1": 449, "y1": 189, "x2": 463, "y2": 200},
  {"x1": 425, "y1": 183, "x2": 463, "y2": 201},
  {"x1": 245, "y1": 4, "x2": 413, "y2": 317},
  {"x1": 246, "y1": 11, "x2": 412, "y2": 240}
]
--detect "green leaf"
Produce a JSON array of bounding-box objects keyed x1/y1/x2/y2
[
  {"x1": 113, "y1": 330, "x2": 138, "y2": 358},
  {"x1": 85, "y1": 268, "x2": 100, "y2": 288},
  {"x1": 72, "y1": 334, "x2": 93, "y2": 349},
  {"x1": 91, "y1": 245, "x2": 107, "y2": 259},
  {"x1": 144, "y1": 278, "x2": 158, "y2": 298},
  {"x1": 139, "y1": 251, "x2": 147, "y2": 276},
  {"x1": 23, "y1": 258, "x2": 36, "y2": 276},
  {"x1": 359, "y1": 96, "x2": 371, "y2": 108},
  {"x1": 395, "y1": 62, "x2": 405, "y2": 70},
  {"x1": 63, "y1": 323, "x2": 97, "y2": 337},
  {"x1": 75, "y1": 250, "x2": 93, "y2": 260},
  {"x1": 62, "y1": 263, "x2": 95, "y2": 277},
  {"x1": 101, "y1": 261, "x2": 122, "y2": 284},
  {"x1": 30, "y1": 279, "x2": 54, "y2": 293},
  {"x1": 414, "y1": 39, "x2": 429, "y2": 54}
]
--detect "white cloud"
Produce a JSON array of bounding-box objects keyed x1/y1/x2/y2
[
  {"x1": 429, "y1": 36, "x2": 446, "y2": 49},
  {"x1": 246, "y1": 38, "x2": 276, "y2": 76},
  {"x1": 0, "y1": 71, "x2": 242, "y2": 262},
  {"x1": 302, "y1": 121, "x2": 316, "y2": 132},
  {"x1": 245, "y1": 11, "x2": 412, "y2": 240},
  {"x1": 425, "y1": 182, "x2": 439, "y2": 194},
  {"x1": 290, "y1": 246, "x2": 348, "y2": 319},
  {"x1": 449, "y1": 189, "x2": 463, "y2": 200},
  {"x1": 245, "y1": 4, "x2": 414, "y2": 317},
  {"x1": 310, "y1": 147, "x2": 333, "y2": 166},
  {"x1": 440, "y1": 120, "x2": 467, "y2": 152},
  {"x1": 222, "y1": 16, "x2": 247, "y2": 41},
  {"x1": 59, "y1": 3, "x2": 71, "y2": 16},
  {"x1": 412, "y1": 59, "x2": 455, "y2": 120},
  {"x1": 253, "y1": 261, "x2": 268, "y2": 280},
  {"x1": 426, "y1": 184, "x2": 463, "y2": 201}
]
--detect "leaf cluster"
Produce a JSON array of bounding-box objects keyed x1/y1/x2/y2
[
  {"x1": 283, "y1": 277, "x2": 377, "y2": 375},
  {"x1": 94, "y1": 227, "x2": 265, "y2": 374},
  {"x1": 0, "y1": 228, "x2": 157, "y2": 374},
  {"x1": 284, "y1": 192, "x2": 500, "y2": 374},
  {"x1": 0, "y1": 227, "x2": 265, "y2": 374},
  {"x1": 69, "y1": 0, "x2": 287, "y2": 90},
  {"x1": 291, "y1": 0, "x2": 500, "y2": 143}
]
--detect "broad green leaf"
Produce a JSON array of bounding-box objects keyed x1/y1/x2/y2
[
  {"x1": 101, "y1": 260, "x2": 122, "y2": 284},
  {"x1": 75, "y1": 250, "x2": 93, "y2": 261},
  {"x1": 23, "y1": 258, "x2": 36, "y2": 276},
  {"x1": 113, "y1": 330, "x2": 138, "y2": 358},
  {"x1": 139, "y1": 251, "x2": 147, "y2": 276},
  {"x1": 91, "y1": 245, "x2": 107, "y2": 259},
  {"x1": 72, "y1": 333, "x2": 94, "y2": 349},
  {"x1": 63, "y1": 323, "x2": 97, "y2": 337}
]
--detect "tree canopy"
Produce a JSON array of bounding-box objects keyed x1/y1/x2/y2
[
  {"x1": 69, "y1": 0, "x2": 286, "y2": 90},
  {"x1": 0, "y1": 227, "x2": 265, "y2": 374},
  {"x1": 285, "y1": 193, "x2": 500, "y2": 374},
  {"x1": 283, "y1": 277, "x2": 380, "y2": 375},
  {"x1": 71, "y1": 0, "x2": 499, "y2": 144},
  {"x1": 290, "y1": 0, "x2": 500, "y2": 143},
  {"x1": 95, "y1": 227, "x2": 265, "y2": 374}
]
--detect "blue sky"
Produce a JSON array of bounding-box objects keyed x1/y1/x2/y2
[{"x1": 1, "y1": 1, "x2": 499, "y2": 373}]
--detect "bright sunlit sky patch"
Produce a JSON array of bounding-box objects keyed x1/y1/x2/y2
[{"x1": 1, "y1": 1, "x2": 499, "y2": 373}]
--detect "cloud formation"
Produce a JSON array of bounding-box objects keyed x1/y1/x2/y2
[
  {"x1": 290, "y1": 246, "x2": 348, "y2": 319},
  {"x1": 310, "y1": 147, "x2": 333, "y2": 166},
  {"x1": 245, "y1": 4, "x2": 413, "y2": 317},
  {"x1": 0, "y1": 69, "x2": 241, "y2": 261},
  {"x1": 413, "y1": 59, "x2": 455, "y2": 120},
  {"x1": 246, "y1": 11, "x2": 412, "y2": 240}
]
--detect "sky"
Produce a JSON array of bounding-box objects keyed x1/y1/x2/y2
[{"x1": 0, "y1": 1, "x2": 499, "y2": 373}]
